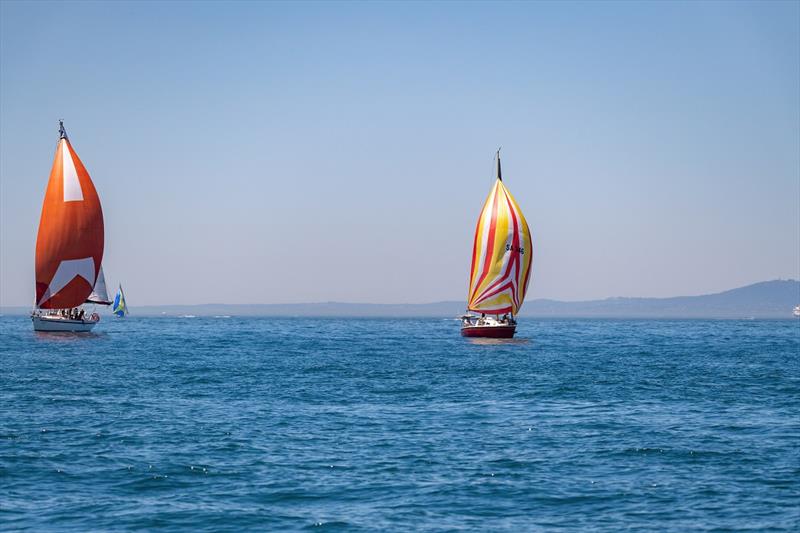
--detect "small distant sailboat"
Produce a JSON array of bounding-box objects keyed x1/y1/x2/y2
[
  {"x1": 31, "y1": 121, "x2": 106, "y2": 332},
  {"x1": 112, "y1": 285, "x2": 128, "y2": 317},
  {"x1": 793, "y1": 305, "x2": 800, "y2": 318},
  {"x1": 461, "y1": 150, "x2": 533, "y2": 338}
]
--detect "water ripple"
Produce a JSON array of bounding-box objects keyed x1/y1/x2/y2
[{"x1": 1, "y1": 317, "x2": 798, "y2": 531}]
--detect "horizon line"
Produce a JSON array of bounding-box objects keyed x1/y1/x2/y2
[{"x1": 1, "y1": 278, "x2": 796, "y2": 309}]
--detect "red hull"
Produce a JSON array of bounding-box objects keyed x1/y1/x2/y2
[{"x1": 461, "y1": 325, "x2": 516, "y2": 338}]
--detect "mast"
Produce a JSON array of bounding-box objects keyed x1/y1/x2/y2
[{"x1": 496, "y1": 148, "x2": 502, "y2": 181}]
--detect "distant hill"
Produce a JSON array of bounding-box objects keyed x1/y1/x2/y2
[
  {"x1": 522, "y1": 279, "x2": 800, "y2": 318},
  {"x1": 2, "y1": 280, "x2": 798, "y2": 318}
]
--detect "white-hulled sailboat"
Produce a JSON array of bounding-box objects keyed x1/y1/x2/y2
[
  {"x1": 31, "y1": 122, "x2": 107, "y2": 332},
  {"x1": 461, "y1": 151, "x2": 533, "y2": 338}
]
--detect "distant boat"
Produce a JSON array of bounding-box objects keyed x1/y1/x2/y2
[
  {"x1": 794, "y1": 305, "x2": 800, "y2": 318},
  {"x1": 461, "y1": 150, "x2": 533, "y2": 338},
  {"x1": 31, "y1": 121, "x2": 106, "y2": 332},
  {"x1": 112, "y1": 285, "x2": 128, "y2": 317}
]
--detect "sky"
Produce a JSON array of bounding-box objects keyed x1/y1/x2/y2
[{"x1": 1, "y1": 0, "x2": 798, "y2": 306}]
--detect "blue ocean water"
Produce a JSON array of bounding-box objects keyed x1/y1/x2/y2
[{"x1": 1, "y1": 316, "x2": 798, "y2": 531}]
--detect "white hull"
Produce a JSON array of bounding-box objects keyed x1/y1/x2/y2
[{"x1": 32, "y1": 315, "x2": 98, "y2": 332}]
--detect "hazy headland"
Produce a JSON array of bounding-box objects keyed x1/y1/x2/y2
[{"x1": 3, "y1": 280, "x2": 796, "y2": 319}]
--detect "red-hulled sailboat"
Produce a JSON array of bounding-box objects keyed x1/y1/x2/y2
[{"x1": 461, "y1": 151, "x2": 533, "y2": 338}]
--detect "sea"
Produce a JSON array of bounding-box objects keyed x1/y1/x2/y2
[{"x1": 1, "y1": 316, "x2": 798, "y2": 531}]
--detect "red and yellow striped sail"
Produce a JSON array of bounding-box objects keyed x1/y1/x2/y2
[
  {"x1": 34, "y1": 124, "x2": 104, "y2": 309},
  {"x1": 467, "y1": 157, "x2": 532, "y2": 315}
]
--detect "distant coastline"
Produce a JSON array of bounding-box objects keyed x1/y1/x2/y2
[{"x1": 2, "y1": 280, "x2": 798, "y2": 319}]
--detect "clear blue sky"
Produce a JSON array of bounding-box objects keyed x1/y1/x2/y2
[{"x1": 1, "y1": 1, "x2": 798, "y2": 306}]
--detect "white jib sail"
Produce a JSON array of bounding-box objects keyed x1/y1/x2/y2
[{"x1": 86, "y1": 266, "x2": 111, "y2": 305}]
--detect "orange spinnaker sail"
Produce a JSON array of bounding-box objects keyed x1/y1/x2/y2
[
  {"x1": 35, "y1": 127, "x2": 104, "y2": 309},
  {"x1": 466, "y1": 157, "x2": 532, "y2": 315}
]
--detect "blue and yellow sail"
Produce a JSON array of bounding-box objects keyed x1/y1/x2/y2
[{"x1": 112, "y1": 284, "x2": 128, "y2": 317}]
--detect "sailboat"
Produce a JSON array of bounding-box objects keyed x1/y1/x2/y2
[
  {"x1": 112, "y1": 285, "x2": 128, "y2": 317},
  {"x1": 31, "y1": 121, "x2": 106, "y2": 332},
  {"x1": 461, "y1": 150, "x2": 533, "y2": 338}
]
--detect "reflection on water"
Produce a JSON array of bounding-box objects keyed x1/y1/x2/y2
[
  {"x1": 468, "y1": 337, "x2": 531, "y2": 346},
  {"x1": 34, "y1": 331, "x2": 103, "y2": 342}
]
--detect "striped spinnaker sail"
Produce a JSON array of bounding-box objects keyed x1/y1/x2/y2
[
  {"x1": 35, "y1": 122, "x2": 104, "y2": 309},
  {"x1": 466, "y1": 154, "x2": 532, "y2": 315}
]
